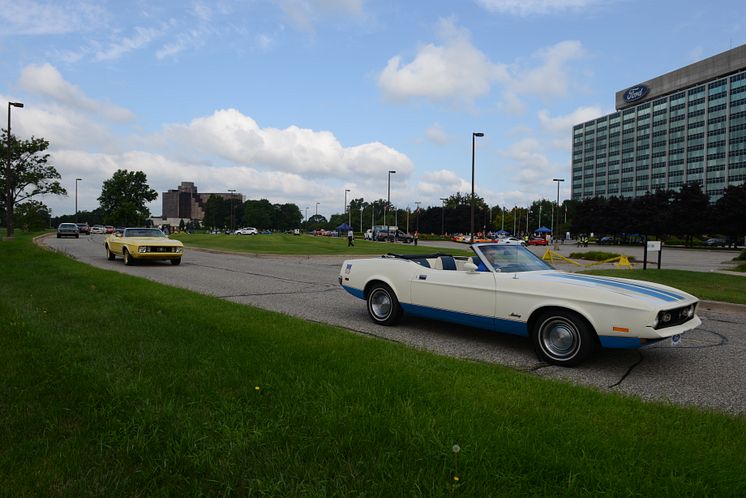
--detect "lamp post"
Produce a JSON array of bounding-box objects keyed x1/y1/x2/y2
[
  {"x1": 5, "y1": 101, "x2": 24, "y2": 240},
  {"x1": 552, "y1": 178, "x2": 565, "y2": 237},
  {"x1": 75, "y1": 178, "x2": 82, "y2": 223},
  {"x1": 344, "y1": 189, "x2": 351, "y2": 227},
  {"x1": 470, "y1": 132, "x2": 484, "y2": 242},
  {"x1": 440, "y1": 198, "x2": 447, "y2": 236},
  {"x1": 414, "y1": 201, "x2": 421, "y2": 233},
  {"x1": 228, "y1": 189, "x2": 236, "y2": 232},
  {"x1": 359, "y1": 206, "x2": 363, "y2": 233},
  {"x1": 386, "y1": 170, "x2": 395, "y2": 226},
  {"x1": 305, "y1": 206, "x2": 309, "y2": 225},
  {"x1": 315, "y1": 202, "x2": 320, "y2": 217}
]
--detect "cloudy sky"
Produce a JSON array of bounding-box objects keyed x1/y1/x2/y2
[{"x1": 1, "y1": 0, "x2": 745, "y2": 220}]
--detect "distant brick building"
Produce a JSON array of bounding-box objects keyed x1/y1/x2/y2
[{"x1": 160, "y1": 182, "x2": 242, "y2": 222}]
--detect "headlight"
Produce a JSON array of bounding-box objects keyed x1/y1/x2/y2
[
  {"x1": 138, "y1": 246, "x2": 148, "y2": 253},
  {"x1": 175, "y1": 247, "x2": 183, "y2": 253}
]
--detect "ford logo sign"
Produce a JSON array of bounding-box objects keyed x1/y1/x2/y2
[{"x1": 623, "y1": 85, "x2": 649, "y2": 103}]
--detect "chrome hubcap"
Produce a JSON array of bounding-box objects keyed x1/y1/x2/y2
[
  {"x1": 541, "y1": 319, "x2": 579, "y2": 359},
  {"x1": 370, "y1": 290, "x2": 391, "y2": 319}
]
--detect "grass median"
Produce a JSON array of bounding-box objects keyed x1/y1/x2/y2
[
  {"x1": 1, "y1": 233, "x2": 745, "y2": 495},
  {"x1": 170, "y1": 232, "x2": 474, "y2": 256}
]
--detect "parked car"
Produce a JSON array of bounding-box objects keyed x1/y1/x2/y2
[
  {"x1": 597, "y1": 236, "x2": 616, "y2": 245},
  {"x1": 76, "y1": 223, "x2": 91, "y2": 235},
  {"x1": 339, "y1": 243, "x2": 701, "y2": 367},
  {"x1": 105, "y1": 226, "x2": 115, "y2": 234},
  {"x1": 90, "y1": 225, "x2": 106, "y2": 234},
  {"x1": 496, "y1": 236, "x2": 526, "y2": 246},
  {"x1": 234, "y1": 227, "x2": 259, "y2": 235},
  {"x1": 527, "y1": 237, "x2": 548, "y2": 246},
  {"x1": 703, "y1": 237, "x2": 726, "y2": 247},
  {"x1": 104, "y1": 227, "x2": 184, "y2": 266},
  {"x1": 57, "y1": 223, "x2": 79, "y2": 238}
]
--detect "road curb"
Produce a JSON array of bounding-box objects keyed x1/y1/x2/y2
[{"x1": 699, "y1": 300, "x2": 746, "y2": 314}]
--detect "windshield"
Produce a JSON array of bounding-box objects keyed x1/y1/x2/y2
[
  {"x1": 474, "y1": 244, "x2": 553, "y2": 273},
  {"x1": 123, "y1": 228, "x2": 167, "y2": 238}
]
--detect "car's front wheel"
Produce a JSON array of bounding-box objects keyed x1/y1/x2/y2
[
  {"x1": 366, "y1": 283, "x2": 402, "y2": 326},
  {"x1": 170, "y1": 258, "x2": 181, "y2": 265},
  {"x1": 531, "y1": 310, "x2": 596, "y2": 367},
  {"x1": 106, "y1": 244, "x2": 116, "y2": 261},
  {"x1": 123, "y1": 249, "x2": 135, "y2": 266}
]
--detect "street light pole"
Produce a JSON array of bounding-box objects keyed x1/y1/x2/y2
[
  {"x1": 552, "y1": 178, "x2": 565, "y2": 238},
  {"x1": 305, "y1": 206, "x2": 309, "y2": 225},
  {"x1": 315, "y1": 202, "x2": 319, "y2": 218},
  {"x1": 5, "y1": 101, "x2": 24, "y2": 240},
  {"x1": 344, "y1": 189, "x2": 350, "y2": 227},
  {"x1": 415, "y1": 201, "x2": 421, "y2": 233},
  {"x1": 470, "y1": 132, "x2": 484, "y2": 243},
  {"x1": 75, "y1": 178, "x2": 82, "y2": 223},
  {"x1": 228, "y1": 189, "x2": 236, "y2": 232},
  {"x1": 386, "y1": 170, "x2": 396, "y2": 226}
]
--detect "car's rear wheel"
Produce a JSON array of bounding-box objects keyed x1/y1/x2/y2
[
  {"x1": 106, "y1": 244, "x2": 116, "y2": 261},
  {"x1": 170, "y1": 258, "x2": 181, "y2": 265},
  {"x1": 531, "y1": 309, "x2": 595, "y2": 367},
  {"x1": 366, "y1": 283, "x2": 402, "y2": 326},
  {"x1": 123, "y1": 249, "x2": 135, "y2": 266}
]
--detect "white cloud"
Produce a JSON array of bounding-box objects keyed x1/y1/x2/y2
[
  {"x1": 18, "y1": 64, "x2": 134, "y2": 122},
  {"x1": 378, "y1": 17, "x2": 508, "y2": 105},
  {"x1": 0, "y1": 0, "x2": 107, "y2": 35},
  {"x1": 508, "y1": 40, "x2": 587, "y2": 98},
  {"x1": 538, "y1": 106, "x2": 603, "y2": 134},
  {"x1": 94, "y1": 25, "x2": 167, "y2": 61},
  {"x1": 162, "y1": 108, "x2": 413, "y2": 179},
  {"x1": 274, "y1": 0, "x2": 365, "y2": 33},
  {"x1": 425, "y1": 124, "x2": 450, "y2": 145},
  {"x1": 418, "y1": 169, "x2": 470, "y2": 195},
  {"x1": 475, "y1": 0, "x2": 602, "y2": 16},
  {"x1": 502, "y1": 138, "x2": 554, "y2": 184}
]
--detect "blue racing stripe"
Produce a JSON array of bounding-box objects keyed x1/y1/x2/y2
[{"x1": 548, "y1": 273, "x2": 683, "y2": 302}]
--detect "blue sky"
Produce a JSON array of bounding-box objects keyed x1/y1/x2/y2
[{"x1": 2, "y1": 0, "x2": 745, "y2": 220}]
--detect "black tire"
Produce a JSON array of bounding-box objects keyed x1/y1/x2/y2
[
  {"x1": 106, "y1": 245, "x2": 116, "y2": 261},
  {"x1": 75, "y1": 234, "x2": 79, "y2": 238},
  {"x1": 531, "y1": 310, "x2": 596, "y2": 367},
  {"x1": 57, "y1": 234, "x2": 60, "y2": 238},
  {"x1": 123, "y1": 249, "x2": 135, "y2": 266},
  {"x1": 366, "y1": 283, "x2": 402, "y2": 326},
  {"x1": 170, "y1": 258, "x2": 181, "y2": 265}
]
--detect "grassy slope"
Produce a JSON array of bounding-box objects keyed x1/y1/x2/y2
[{"x1": 0, "y1": 233, "x2": 744, "y2": 496}]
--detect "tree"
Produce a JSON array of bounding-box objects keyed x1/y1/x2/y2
[
  {"x1": 669, "y1": 182, "x2": 710, "y2": 247},
  {"x1": 98, "y1": 169, "x2": 157, "y2": 227},
  {"x1": 714, "y1": 184, "x2": 746, "y2": 247},
  {"x1": 1, "y1": 131, "x2": 66, "y2": 237},
  {"x1": 15, "y1": 200, "x2": 51, "y2": 230}
]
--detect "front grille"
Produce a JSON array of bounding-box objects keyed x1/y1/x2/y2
[{"x1": 654, "y1": 304, "x2": 696, "y2": 330}]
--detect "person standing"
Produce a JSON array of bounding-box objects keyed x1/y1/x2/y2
[
  {"x1": 347, "y1": 229, "x2": 354, "y2": 247},
  {"x1": 413, "y1": 230, "x2": 419, "y2": 246}
]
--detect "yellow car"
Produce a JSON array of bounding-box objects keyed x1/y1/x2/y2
[{"x1": 104, "y1": 228, "x2": 184, "y2": 266}]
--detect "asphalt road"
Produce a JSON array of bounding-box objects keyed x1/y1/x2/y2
[{"x1": 42, "y1": 234, "x2": 746, "y2": 415}]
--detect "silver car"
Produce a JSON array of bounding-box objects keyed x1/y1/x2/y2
[{"x1": 57, "y1": 223, "x2": 80, "y2": 238}]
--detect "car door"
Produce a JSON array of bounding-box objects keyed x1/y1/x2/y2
[{"x1": 409, "y1": 263, "x2": 497, "y2": 330}]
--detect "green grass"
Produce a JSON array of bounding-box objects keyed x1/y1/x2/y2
[
  {"x1": 172, "y1": 232, "x2": 473, "y2": 256},
  {"x1": 1, "y1": 233, "x2": 745, "y2": 496},
  {"x1": 582, "y1": 268, "x2": 746, "y2": 304},
  {"x1": 569, "y1": 250, "x2": 636, "y2": 262}
]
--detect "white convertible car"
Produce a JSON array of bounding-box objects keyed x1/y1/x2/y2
[{"x1": 338, "y1": 243, "x2": 701, "y2": 366}]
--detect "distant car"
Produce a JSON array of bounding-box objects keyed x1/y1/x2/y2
[
  {"x1": 90, "y1": 225, "x2": 106, "y2": 234},
  {"x1": 76, "y1": 223, "x2": 91, "y2": 235},
  {"x1": 395, "y1": 230, "x2": 414, "y2": 243},
  {"x1": 339, "y1": 243, "x2": 702, "y2": 367},
  {"x1": 496, "y1": 237, "x2": 526, "y2": 246},
  {"x1": 703, "y1": 238, "x2": 726, "y2": 247},
  {"x1": 234, "y1": 227, "x2": 259, "y2": 235},
  {"x1": 57, "y1": 223, "x2": 79, "y2": 238},
  {"x1": 364, "y1": 229, "x2": 373, "y2": 240},
  {"x1": 105, "y1": 226, "x2": 115, "y2": 234},
  {"x1": 292, "y1": 228, "x2": 301, "y2": 235},
  {"x1": 597, "y1": 236, "x2": 615, "y2": 245},
  {"x1": 104, "y1": 227, "x2": 184, "y2": 266},
  {"x1": 527, "y1": 237, "x2": 548, "y2": 246}
]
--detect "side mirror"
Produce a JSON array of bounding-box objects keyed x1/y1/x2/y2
[{"x1": 464, "y1": 262, "x2": 478, "y2": 273}]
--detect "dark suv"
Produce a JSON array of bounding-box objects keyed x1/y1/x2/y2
[{"x1": 76, "y1": 223, "x2": 91, "y2": 235}]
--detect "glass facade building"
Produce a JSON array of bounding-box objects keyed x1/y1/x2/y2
[{"x1": 571, "y1": 44, "x2": 746, "y2": 202}]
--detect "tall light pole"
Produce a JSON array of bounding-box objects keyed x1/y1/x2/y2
[
  {"x1": 414, "y1": 201, "x2": 421, "y2": 233},
  {"x1": 552, "y1": 178, "x2": 565, "y2": 237},
  {"x1": 5, "y1": 101, "x2": 24, "y2": 239},
  {"x1": 470, "y1": 132, "x2": 484, "y2": 242},
  {"x1": 359, "y1": 206, "x2": 363, "y2": 233},
  {"x1": 228, "y1": 189, "x2": 236, "y2": 232},
  {"x1": 75, "y1": 178, "x2": 82, "y2": 223},
  {"x1": 440, "y1": 198, "x2": 447, "y2": 236},
  {"x1": 315, "y1": 202, "x2": 320, "y2": 218},
  {"x1": 344, "y1": 189, "x2": 351, "y2": 226},
  {"x1": 305, "y1": 206, "x2": 309, "y2": 225},
  {"x1": 386, "y1": 170, "x2": 396, "y2": 226}
]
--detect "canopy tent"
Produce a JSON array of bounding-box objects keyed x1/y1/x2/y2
[
  {"x1": 495, "y1": 229, "x2": 510, "y2": 236},
  {"x1": 336, "y1": 223, "x2": 353, "y2": 231},
  {"x1": 535, "y1": 226, "x2": 552, "y2": 233}
]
